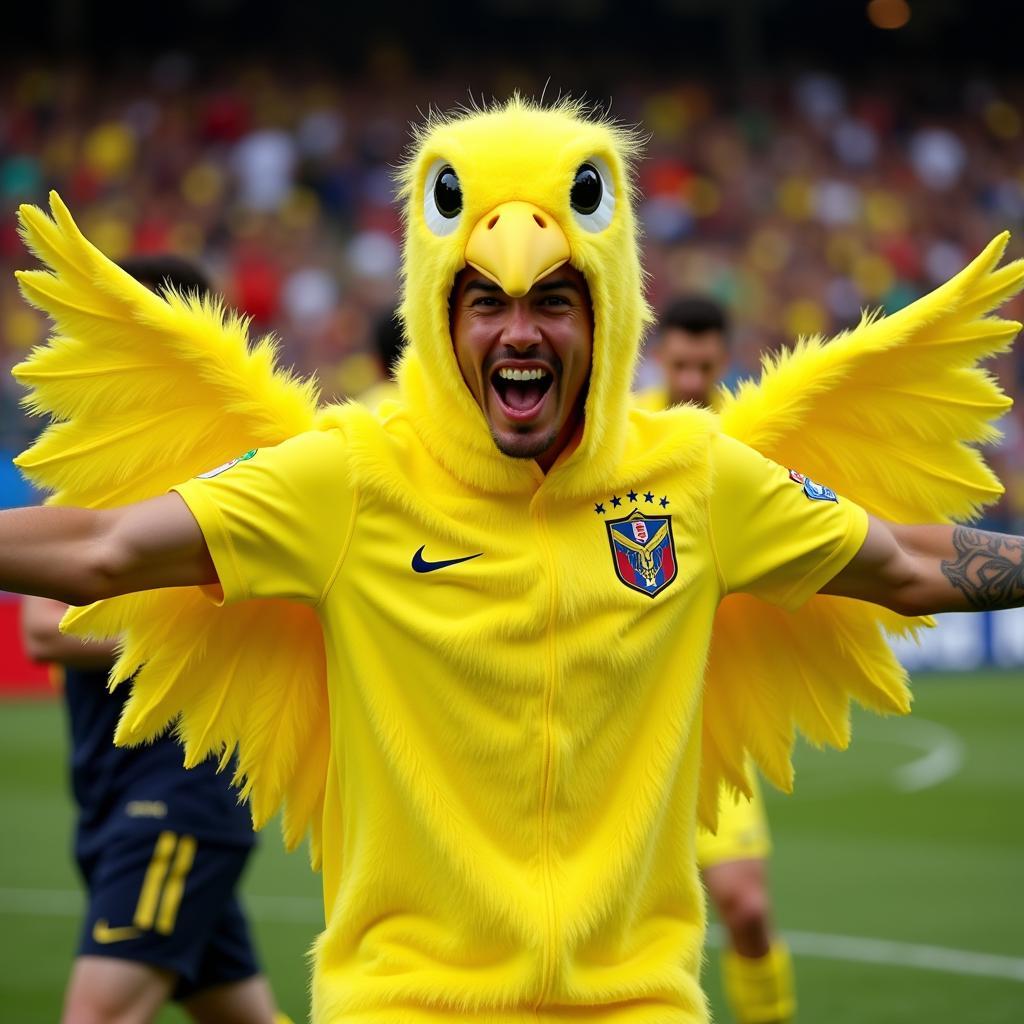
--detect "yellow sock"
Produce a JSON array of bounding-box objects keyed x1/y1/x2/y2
[{"x1": 722, "y1": 941, "x2": 796, "y2": 1024}]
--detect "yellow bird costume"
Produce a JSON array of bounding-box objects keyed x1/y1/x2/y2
[{"x1": 13, "y1": 99, "x2": 1024, "y2": 1023}]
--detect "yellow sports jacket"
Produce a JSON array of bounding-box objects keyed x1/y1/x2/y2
[{"x1": 174, "y1": 412, "x2": 865, "y2": 1023}]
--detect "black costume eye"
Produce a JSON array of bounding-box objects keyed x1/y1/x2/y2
[
  {"x1": 424, "y1": 161, "x2": 463, "y2": 236},
  {"x1": 570, "y1": 163, "x2": 602, "y2": 216},
  {"x1": 434, "y1": 166, "x2": 462, "y2": 218},
  {"x1": 569, "y1": 158, "x2": 615, "y2": 232}
]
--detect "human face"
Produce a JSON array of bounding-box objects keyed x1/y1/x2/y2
[
  {"x1": 451, "y1": 265, "x2": 593, "y2": 470},
  {"x1": 657, "y1": 327, "x2": 729, "y2": 408}
]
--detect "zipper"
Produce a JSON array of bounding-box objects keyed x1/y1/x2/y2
[{"x1": 531, "y1": 498, "x2": 560, "y2": 1013}]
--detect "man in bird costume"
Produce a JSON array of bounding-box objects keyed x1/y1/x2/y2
[{"x1": 3, "y1": 99, "x2": 1024, "y2": 1024}]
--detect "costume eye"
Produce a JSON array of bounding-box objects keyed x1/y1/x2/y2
[
  {"x1": 434, "y1": 167, "x2": 462, "y2": 216},
  {"x1": 424, "y1": 161, "x2": 463, "y2": 236},
  {"x1": 570, "y1": 158, "x2": 615, "y2": 233},
  {"x1": 571, "y1": 164, "x2": 602, "y2": 214}
]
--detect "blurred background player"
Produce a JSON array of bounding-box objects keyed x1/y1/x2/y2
[
  {"x1": 20, "y1": 258, "x2": 292, "y2": 1024},
  {"x1": 641, "y1": 295, "x2": 795, "y2": 1024}
]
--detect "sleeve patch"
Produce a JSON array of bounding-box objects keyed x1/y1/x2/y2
[
  {"x1": 789, "y1": 468, "x2": 838, "y2": 503},
  {"x1": 197, "y1": 449, "x2": 258, "y2": 479}
]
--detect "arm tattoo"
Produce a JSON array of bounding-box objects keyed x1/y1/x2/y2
[{"x1": 941, "y1": 526, "x2": 1024, "y2": 611}]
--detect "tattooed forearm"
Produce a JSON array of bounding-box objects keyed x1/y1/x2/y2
[{"x1": 940, "y1": 526, "x2": 1024, "y2": 611}]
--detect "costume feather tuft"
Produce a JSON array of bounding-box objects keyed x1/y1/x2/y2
[
  {"x1": 699, "y1": 233, "x2": 1024, "y2": 829},
  {"x1": 15, "y1": 192, "x2": 329, "y2": 865}
]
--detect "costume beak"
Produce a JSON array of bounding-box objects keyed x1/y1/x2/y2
[{"x1": 465, "y1": 202, "x2": 571, "y2": 298}]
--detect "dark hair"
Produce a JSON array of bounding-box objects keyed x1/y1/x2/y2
[
  {"x1": 119, "y1": 255, "x2": 212, "y2": 297},
  {"x1": 374, "y1": 309, "x2": 406, "y2": 376},
  {"x1": 659, "y1": 295, "x2": 729, "y2": 340}
]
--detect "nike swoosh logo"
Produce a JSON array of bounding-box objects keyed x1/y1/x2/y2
[
  {"x1": 92, "y1": 919, "x2": 142, "y2": 944},
  {"x1": 411, "y1": 546, "x2": 483, "y2": 573}
]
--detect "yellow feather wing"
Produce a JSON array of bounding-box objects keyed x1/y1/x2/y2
[
  {"x1": 700, "y1": 234, "x2": 1024, "y2": 830},
  {"x1": 14, "y1": 192, "x2": 330, "y2": 865}
]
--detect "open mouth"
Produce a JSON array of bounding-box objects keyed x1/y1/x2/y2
[{"x1": 490, "y1": 364, "x2": 555, "y2": 421}]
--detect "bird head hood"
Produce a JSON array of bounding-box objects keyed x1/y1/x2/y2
[{"x1": 396, "y1": 98, "x2": 651, "y2": 495}]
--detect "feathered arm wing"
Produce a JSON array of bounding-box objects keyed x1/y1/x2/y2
[
  {"x1": 699, "y1": 234, "x2": 1024, "y2": 829},
  {"x1": 14, "y1": 192, "x2": 330, "y2": 864}
]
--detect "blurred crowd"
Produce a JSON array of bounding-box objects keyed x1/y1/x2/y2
[{"x1": 1, "y1": 60, "x2": 1023, "y2": 526}]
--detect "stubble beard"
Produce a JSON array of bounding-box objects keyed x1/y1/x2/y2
[{"x1": 491, "y1": 423, "x2": 561, "y2": 461}]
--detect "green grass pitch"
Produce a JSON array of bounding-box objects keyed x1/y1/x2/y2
[{"x1": 1, "y1": 671, "x2": 1021, "y2": 1022}]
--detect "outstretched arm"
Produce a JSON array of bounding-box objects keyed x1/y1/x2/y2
[
  {"x1": 821, "y1": 517, "x2": 1024, "y2": 615},
  {"x1": 0, "y1": 494, "x2": 216, "y2": 606}
]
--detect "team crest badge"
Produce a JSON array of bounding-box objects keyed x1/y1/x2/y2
[{"x1": 606, "y1": 509, "x2": 678, "y2": 598}]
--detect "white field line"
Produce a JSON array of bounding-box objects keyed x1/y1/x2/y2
[
  {"x1": 790, "y1": 716, "x2": 966, "y2": 798},
  {"x1": 888, "y1": 717, "x2": 965, "y2": 793},
  {"x1": 2, "y1": 887, "x2": 1022, "y2": 983},
  {"x1": 707, "y1": 925, "x2": 1024, "y2": 983}
]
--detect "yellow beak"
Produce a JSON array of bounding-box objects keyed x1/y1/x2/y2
[{"x1": 464, "y1": 202, "x2": 571, "y2": 298}]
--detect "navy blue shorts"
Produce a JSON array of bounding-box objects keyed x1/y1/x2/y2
[{"x1": 76, "y1": 828, "x2": 260, "y2": 1000}]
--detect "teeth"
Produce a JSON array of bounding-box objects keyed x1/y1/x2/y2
[{"x1": 497, "y1": 367, "x2": 548, "y2": 381}]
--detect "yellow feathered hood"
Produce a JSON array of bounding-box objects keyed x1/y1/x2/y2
[{"x1": 396, "y1": 98, "x2": 651, "y2": 496}]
